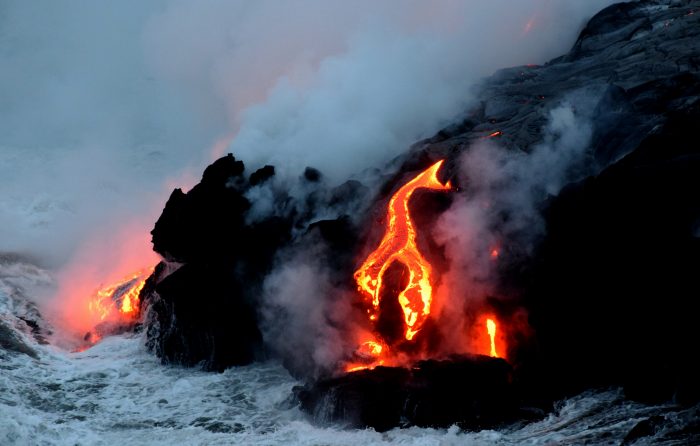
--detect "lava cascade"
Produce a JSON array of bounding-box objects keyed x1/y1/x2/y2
[{"x1": 354, "y1": 160, "x2": 451, "y2": 341}]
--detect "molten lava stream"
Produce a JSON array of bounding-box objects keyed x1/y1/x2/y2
[
  {"x1": 354, "y1": 160, "x2": 451, "y2": 341},
  {"x1": 88, "y1": 266, "x2": 153, "y2": 326},
  {"x1": 344, "y1": 340, "x2": 387, "y2": 373},
  {"x1": 476, "y1": 315, "x2": 506, "y2": 359},
  {"x1": 487, "y1": 318, "x2": 498, "y2": 357}
]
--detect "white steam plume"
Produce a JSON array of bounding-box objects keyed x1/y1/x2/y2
[
  {"x1": 0, "y1": 0, "x2": 616, "y2": 337},
  {"x1": 226, "y1": 0, "x2": 619, "y2": 183},
  {"x1": 431, "y1": 93, "x2": 599, "y2": 354},
  {"x1": 1, "y1": 0, "x2": 616, "y2": 266},
  {"x1": 260, "y1": 243, "x2": 362, "y2": 377}
]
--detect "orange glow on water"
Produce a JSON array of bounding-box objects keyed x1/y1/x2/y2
[
  {"x1": 354, "y1": 160, "x2": 451, "y2": 341},
  {"x1": 50, "y1": 218, "x2": 160, "y2": 344}
]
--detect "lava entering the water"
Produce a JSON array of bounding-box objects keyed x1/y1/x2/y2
[
  {"x1": 354, "y1": 160, "x2": 451, "y2": 341},
  {"x1": 88, "y1": 267, "x2": 153, "y2": 323}
]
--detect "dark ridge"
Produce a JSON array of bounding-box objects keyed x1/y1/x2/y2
[
  {"x1": 249, "y1": 165, "x2": 275, "y2": 186},
  {"x1": 303, "y1": 166, "x2": 322, "y2": 182}
]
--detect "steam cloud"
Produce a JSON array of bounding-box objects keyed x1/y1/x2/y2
[
  {"x1": 261, "y1": 241, "x2": 363, "y2": 376},
  {"x1": 0, "y1": 1, "x2": 616, "y2": 340}
]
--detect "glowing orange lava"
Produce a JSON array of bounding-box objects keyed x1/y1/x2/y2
[
  {"x1": 486, "y1": 318, "x2": 498, "y2": 357},
  {"x1": 359, "y1": 340, "x2": 383, "y2": 356},
  {"x1": 354, "y1": 160, "x2": 451, "y2": 341},
  {"x1": 119, "y1": 274, "x2": 148, "y2": 314},
  {"x1": 88, "y1": 267, "x2": 153, "y2": 323},
  {"x1": 344, "y1": 340, "x2": 386, "y2": 372}
]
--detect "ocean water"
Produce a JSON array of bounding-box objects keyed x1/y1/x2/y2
[{"x1": 1, "y1": 258, "x2": 697, "y2": 446}]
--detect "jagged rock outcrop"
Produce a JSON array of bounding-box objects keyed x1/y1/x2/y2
[
  {"x1": 143, "y1": 155, "x2": 292, "y2": 370},
  {"x1": 143, "y1": 154, "x2": 366, "y2": 371}
]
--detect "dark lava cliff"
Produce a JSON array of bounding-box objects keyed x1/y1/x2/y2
[{"x1": 140, "y1": 0, "x2": 700, "y2": 432}]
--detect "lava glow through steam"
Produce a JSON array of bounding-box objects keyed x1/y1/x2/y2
[{"x1": 354, "y1": 160, "x2": 451, "y2": 341}]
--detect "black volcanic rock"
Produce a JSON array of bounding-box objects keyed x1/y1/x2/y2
[
  {"x1": 307, "y1": 216, "x2": 357, "y2": 254},
  {"x1": 144, "y1": 152, "x2": 364, "y2": 372},
  {"x1": 151, "y1": 154, "x2": 251, "y2": 264},
  {"x1": 249, "y1": 165, "x2": 275, "y2": 186},
  {"x1": 144, "y1": 154, "x2": 293, "y2": 371},
  {"x1": 303, "y1": 167, "x2": 322, "y2": 182},
  {"x1": 294, "y1": 355, "x2": 519, "y2": 431},
  {"x1": 413, "y1": 0, "x2": 700, "y2": 158},
  {"x1": 524, "y1": 92, "x2": 700, "y2": 403},
  {"x1": 146, "y1": 262, "x2": 262, "y2": 371},
  {"x1": 0, "y1": 319, "x2": 38, "y2": 359},
  {"x1": 202, "y1": 153, "x2": 245, "y2": 184},
  {"x1": 567, "y1": 2, "x2": 652, "y2": 61},
  {"x1": 622, "y1": 415, "x2": 666, "y2": 445}
]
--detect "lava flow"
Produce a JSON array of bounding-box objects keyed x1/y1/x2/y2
[
  {"x1": 487, "y1": 318, "x2": 498, "y2": 357},
  {"x1": 345, "y1": 340, "x2": 386, "y2": 372},
  {"x1": 354, "y1": 160, "x2": 451, "y2": 341},
  {"x1": 88, "y1": 267, "x2": 153, "y2": 323}
]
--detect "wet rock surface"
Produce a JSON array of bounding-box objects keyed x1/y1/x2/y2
[
  {"x1": 0, "y1": 254, "x2": 53, "y2": 358},
  {"x1": 622, "y1": 415, "x2": 667, "y2": 445},
  {"x1": 0, "y1": 319, "x2": 37, "y2": 359},
  {"x1": 144, "y1": 261, "x2": 264, "y2": 371},
  {"x1": 294, "y1": 355, "x2": 519, "y2": 432}
]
